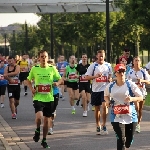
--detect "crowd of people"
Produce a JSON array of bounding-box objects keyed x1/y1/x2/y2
[{"x1": 0, "y1": 48, "x2": 149, "y2": 149}]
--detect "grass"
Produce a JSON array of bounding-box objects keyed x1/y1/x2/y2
[{"x1": 145, "y1": 92, "x2": 150, "y2": 106}]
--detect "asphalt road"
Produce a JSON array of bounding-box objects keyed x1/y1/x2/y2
[{"x1": 0, "y1": 87, "x2": 150, "y2": 150}]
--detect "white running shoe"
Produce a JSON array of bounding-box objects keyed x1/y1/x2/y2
[
  {"x1": 48, "y1": 128, "x2": 53, "y2": 135},
  {"x1": 1, "y1": 103, "x2": 4, "y2": 108},
  {"x1": 83, "y1": 111, "x2": 87, "y2": 117}
]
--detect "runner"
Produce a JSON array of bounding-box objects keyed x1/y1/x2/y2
[
  {"x1": 104, "y1": 64, "x2": 143, "y2": 150},
  {"x1": 76, "y1": 53, "x2": 91, "y2": 117},
  {"x1": 85, "y1": 50, "x2": 112, "y2": 135},
  {"x1": 126, "y1": 56, "x2": 150, "y2": 133},
  {"x1": 56, "y1": 55, "x2": 68, "y2": 100},
  {"x1": 0, "y1": 60, "x2": 8, "y2": 108},
  {"x1": 4, "y1": 56, "x2": 20, "y2": 119},
  {"x1": 63, "y1": 55, "x2": 79, "y2": 114},
  {"x1": 27, "y1": 50, "x2": 62, "y2": 148},
  {"x1": 18, "y1": 54, "x2": 30, "y2": 96}
]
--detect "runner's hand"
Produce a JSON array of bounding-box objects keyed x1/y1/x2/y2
[
  {"x1": 53, "y1": 82, "x2": 59, "y2": 87},
  {"x1": 124, "y1": 96, "x2": 131, "y2": 103},
  {"x1": 94, "y1": 73, "x2": 102, "y2": 78},
  {"x1": 32, "y1": 88, "x2": 36, "y2": 96}
]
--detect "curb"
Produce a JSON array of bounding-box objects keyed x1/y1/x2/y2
[
  {"x1": 0, "y1": 115, "x2": 30, "y2": 150},
  {"x1": 0, "y1": 133, "x2": 12, "y2": 150},
  {"x1": 143, "y1": 105, "x2": 150, "y2": 111}
]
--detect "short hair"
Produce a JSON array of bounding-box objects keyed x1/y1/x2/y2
[
  {"x1": 38, "y1": 50, "x2": 48, "y2": 57},
  {"x1": 97, "y1": 50, "x2": 105, "y2": 54},
  {"x1": 69, "y1": 55, "x2": 75, "y2": 58},
  {"x1": 81, "y1": 53, "x2": 87, "y2": 57},
  {"x1": 8, "y1": 56, "x2": 15, "y2": 59}
]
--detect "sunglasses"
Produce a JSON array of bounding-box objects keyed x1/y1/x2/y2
[{"x1": 116, "y1": 69, "x2": 126, "y2": 73}]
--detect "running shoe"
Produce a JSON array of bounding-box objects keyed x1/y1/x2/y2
[
  {"x1": 48, "y1": 128, "x2": 53, "y2": 135},
  {"x1": 12, "y1": 113, "x2": 17, "y2": 119},
  {"x1": 33, "y1": 130, "x2": 40, "y2": 142},
  {"x1": 135, "y1": 124, "x2": 140, "y2": 133},
  {"x1": 59, "y1": 95, "x2": 62, "y2": 98},
  {"x1": 101, "y1": 126, "x2": 108, "y2": 135},
  {"x1": 96, "y1": 126, "x2": 101, "y2": 135},
  {"x1": 71, "y1": 109, "x2": 76, "y2": 114},
  {"x1": 24, "y1": 92, "x2": 28, "y2": 96},
  {"x1": 80, "y1": 104, "x2": 83, "y2": 108},
  {"x1": 76, "y1": 100, "x2": 80, "y2": 106},
  {"x1": 83, "y1": 111, "x2": 87, "y2": 117},
  {"x1": 1, "y1": 103, "x2": 4, "y2": 108},
  {"x1": 41, "y1": 140, "x2": 50, "y2": 148},
  {"x1": 62, "y1": 96, "x2": 65, "y2": 101}
]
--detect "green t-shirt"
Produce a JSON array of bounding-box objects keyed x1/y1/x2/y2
[
  {"x1": 66, "y1": 64, "x2": 78, "y2": 82},
  {"x1": 27, "y1": 65, "x2": 61, "y2": 102}
]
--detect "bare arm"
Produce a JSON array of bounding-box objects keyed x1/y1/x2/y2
[{"x1": 4, "y1": 65, "x2": 20, "y2": 77}]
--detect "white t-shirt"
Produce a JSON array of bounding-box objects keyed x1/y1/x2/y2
[
  {"x1": 104, "y1": 80, "x2": 143, "y2": 124},
  {"x1": 126, "y1": 68, "x2": 150, "y2": 97},
  {"x1": 145, "y1": 62, "x2": 150, "y2": 70},
  {"x1": 85, "y1": 62, "x2": 112, "y2": 92}
]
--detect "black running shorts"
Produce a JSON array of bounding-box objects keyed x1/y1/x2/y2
[
  {"x1": 33, "y1": 100, "x2": 54, "y2": 117},
  {"x1": 79, "y1": 82, "x2": 91, "y2": 93},
  {"x1": 91, "y1": 91, "x2": 105, "y2": 106},
  {"x1": 67, "y1": 82, "x2": 78, "y2": 90},
  {"x1": 7, "y1": 84, "x2": 20, "y2": 100},
  {"x1": 0, "y1": 85, "x2": 7, "y2": 96}
]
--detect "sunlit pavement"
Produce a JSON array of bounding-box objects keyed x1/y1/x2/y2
[{"x1": 0, "y1": 87, "x2": 150, "y2": 150}]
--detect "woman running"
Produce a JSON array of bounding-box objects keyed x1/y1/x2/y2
[
  {"x1": 104, "y1": 64, "x2": 143, "y2": 150},
  {"x1": 126, "y1": 56, "x2": 150, "y2": 133}
]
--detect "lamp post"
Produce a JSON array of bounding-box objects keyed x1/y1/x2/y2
[{"x1": 106, "y1": 0, "x2": 110, "y2": 63}]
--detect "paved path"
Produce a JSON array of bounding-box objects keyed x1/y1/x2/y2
[{"x1": 0, "y1": 88, "x2": 150, "y2": 150}]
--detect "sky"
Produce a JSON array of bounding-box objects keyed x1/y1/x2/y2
[{"x1": 0, "y1": 13, "x2": 41, "y2": 27}]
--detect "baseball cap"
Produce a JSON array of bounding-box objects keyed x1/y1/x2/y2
[
  {"x1": 114, "y1": 64, "x2": 126, "y2": 72},
  {"x1": 123, "y1": 47, "x2": 130, "y2": 52},
  {"x1": 119, "y1": 56, "x2": 127, "y2": 62}
]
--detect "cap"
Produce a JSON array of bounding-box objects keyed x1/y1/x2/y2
[
  {"x1": 114, "y1": 64, "x2": 126, "y2": 72},
  {"x1": 123, "y1": 47, "x2": 130, "y2": 52},
  {"x1": 119, "y1": 56, "x2": 127, "y2": 62}
]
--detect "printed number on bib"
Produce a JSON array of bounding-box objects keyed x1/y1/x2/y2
[
  {"x1": 80, "y1": 75, "x2": 88, "y2": 82},
  {"x1": 113, "y1": 105, "x2": 130, "y2": 114},
  {"x1": 37, "y1": 84, "x2": 51, "y2": 94},
  {"x1": 68, "y1": 74, "x2": 76, "y2": 79},
  {"x1": 96, "y1": 76, "x2": 107, "y2": 82},
  {"x1": 9, "y1": 79, "x2": 19, "y2": 85}
]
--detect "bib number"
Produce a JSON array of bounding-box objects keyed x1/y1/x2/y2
[
  {"x1": 113, "y1": 105, "x2": 130, "y2": 114},
  {"x1": 9, "y1": 79, "x2": 19, "y2": 85},
  {"x1": 37, "y1": 84, "x2": 51, "y2": 94},
  {"x1": 80, "y1": 75, "x2": 88, "y2": 82},
  {"x1": 96, "y1": 76, "x2": 107, "y2": 82},
  {"x1": 68, "y1": 74, "x2": 76, "y2": 79}
]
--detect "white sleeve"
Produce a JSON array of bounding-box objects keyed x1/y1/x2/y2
[
  {"x1": 104, "y1": 83, "x2": 111, "y2": 97},
  {"x1": 143, "y1": 69, "x2": 150, "y2": 81},
  {"x1": 85, "y1": 63, "x2": 95, "y2": 76},
  {"x1": 145, "y1": 62, "x2": 150, "y2": 70},
  {"x1": 108, "y1": 65, "x2": 113, "y2": 75},
  {"x1": 130, "y1": 81, "x2": 143, "y2": 97}
]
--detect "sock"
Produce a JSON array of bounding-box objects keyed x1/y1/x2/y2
[
  {"x1": 71, "y1": 106, "x2": 75, "y2": 110},
  {"x1": 42, "y1": 138, "x2": 46, "y2": 142},
  {"x1": 36, "y1": 127, "x2": 40, "y2": 132},
  {"x1": 24, "y1": 86, "x2": 27, "y2": 92}
]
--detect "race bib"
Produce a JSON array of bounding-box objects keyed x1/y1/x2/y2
[
  {"x1": 68, "y1": 74, "x2": 76, "y2": 79},
  {"x1": 80, "y1": 75, "x2": 88, "y2": 82},
  {"x1": 21, "y1": 68, "x2": 28, "y2": 72},
  {"x1": 113, "y1": 105, "x2": 130, "y2": 114},
  {"x1": 96, "y1": 76, "x2": 107, "y2": 82},
  {"x1": 9, "y1": 79, "x2": 19, "y2": 85},
  {"x1": 59, "y1": 68, "x2": 65, "y2": 75},
  {"x1": 37, "y1": 84, "x2": 51, "y2": 94}
]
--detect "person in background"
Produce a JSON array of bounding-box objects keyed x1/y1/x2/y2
[
  {"x1": 0, "y1": 60, "x2": 8, "y2": 108},
  {"x1": 116, "y1": 47, "x2": 133, "y2": 67},
  {"x1": 104, "y1": 64, "x2": 143, "y2": 150}
]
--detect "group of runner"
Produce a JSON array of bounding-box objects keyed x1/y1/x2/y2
[{"x1": 0, "y1": 48, "x2": 149, "y2": 149}]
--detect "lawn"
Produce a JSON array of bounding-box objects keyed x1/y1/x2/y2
[{"x1": 145, "y1": 92, "x2": 150, "y2": 106}]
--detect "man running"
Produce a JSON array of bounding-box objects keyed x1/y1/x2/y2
[
  {"x1": 18, "y1": 54, "x2": 30, "y2": 96},
  {"x1": 4, "y1": 56, "x2": 20, "y2": 119},
  {"x1": 85, "y1": 50, "x2": 112, "y2": 135},
  {"x1": 27, "y1": 50, "x2": 62, "y2": 148},
  {"x1": 56, "y1": 55, "x2": 68, "y2": 100}
]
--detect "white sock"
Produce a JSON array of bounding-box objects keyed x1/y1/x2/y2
[{"x1": 71, "y1": 106, "x2": 75, "y2": 110}]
